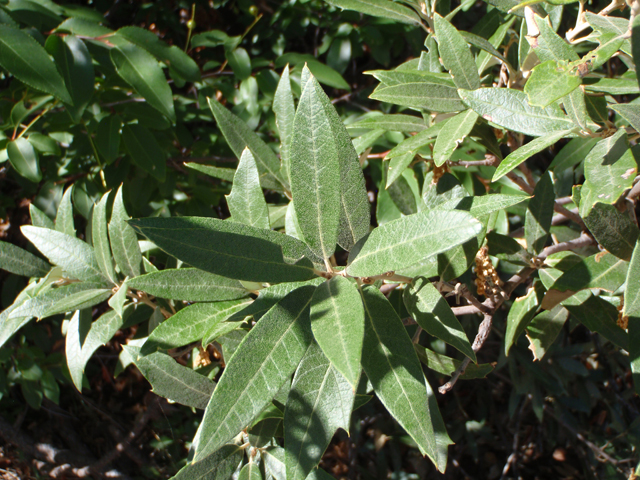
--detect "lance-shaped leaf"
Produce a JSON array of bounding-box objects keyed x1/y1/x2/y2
[
  {"x1": 0, "y1": 24, "x2": 72, "y2": 104},
  {"x1": 323, "y1": 0, "x2": 422, "y2": 25},
  {"x1": 548, "y1": 137, "x2": 598, "y2": 173},
  {"x1": 43, "y1": 288, "x2": 111, "y2": 318},
  {"x1": 109, "y1": 186, "x2": 142, "y2": 278},
  {"x1": 524, "y1": 60, "x2": 581, "y2": 108},
  {"x1": 386, "y1": 122, "x2": 444, "y2": 158},
  {"x1": 459, "y1": 88, "x2": 575, "y2": 137},
  {"x1": 563, "y1": 291, "x2": 628, "y2": 349},
  {"x1": 610, "y1": 103, "x2": 640, "y2": 133},
  {"x1": 493, "y1": 129, "x2": 573, "y2": 181},
  {"x1": 310, "y1": 276, "x2": 364, "y2": 388},
  {"x1": 66, "y1": 309, "x2": 92, "y2": 391},
  {"x1": 127, "y1": 268, "x2": 249, "y2": 302},
  {"x1": 371, "y1": 76, "x2": 466, "y2": 113},
  {"x1": 360, "y1": 287, "x2": 451, "y2": 471},
  {"x1": 434, "y1": 13, "x2": 481, "y2": 91},
  {"x1": 526, "y1": 12, "x2": 579, "y2": 63},
  {"x1": 415, "y1": 345, "x2": 494, "y2": 379},
  {"x1": 624, "y1": 240, "x2": 640, "y2": 395},
  {"x1": 274, "y1": 66, "x2": 295, "y2": 186},
  {"x1": 525, "y1": 171, "x2": 554, "y2": 254},
  {"x1": 347, "y1": 209, "x2": 481, "y2": 277},
  {"x1": 238, "y1": 462, "x2": 262, "y2": 480},
  {"x1": 142, "y1": 299, "x2": 250, "y2": 353},
  {"x1": 125, "y1": 346, "x2": 215, "y2": 409},
  {"x1": 350, "y1": 114, "x2": 427, "y2": 132},
  {"x1": 290, "y1": 69, "x2": 341, "y2": 261},
  {"x1": 386, "y1": 153, "x2": 415, "y2": 188},
  {"x1": 92, "y1": 192, "x2": 117, "y2": 285},
  {"x1": 122, "y1": 124, "x2": 166, "y2": 181},
  {"x1": 30, "y1": 204, "x2": 54, "y2": 229},
  {"x1": 111, "y1": 42, "x2": 176, "y2": 122},
  {"x1": 404, "y1": 278, "x2": 475, "y2": 361},
  {"x1": 129, "y1": 216, "x2": 317, "y2": 283},
  {"x1": 80, "y1": 309, "x2": 125, "y2": 373},
  {"x1": 96, "y1": 115, "x2": 122, "y2": 164},
  {"x1": 192, "y1": 286, "x2": 315, "y2": 461},
  {"x1": 284, "y1": 342, "x2": 354, "y2": 480},
  {"x1": 526, "y1": 305, "x2": 569, "y2": 360},
  {"x1": 208, "y1": 97, "x2": 286, "y2": 191},
  {"x1": 184, "y1": 163, "x2": 236, "y2": 183},
  {"x1": 563, "y1": 87, "x2": 592, "y2": 131},
  {"x1": 505, "y1": 284, "x2": 543, "y2": 356},
  {"x1": 439, "y1": 194, "x2": 529, "y2": 218},
  {"x1": 21, "y1": 226, "x2": 109, "y2": 285},
  {"x1": 226, "y1": 148, "x2": 270, "y2": 229},
  {"x1": 0, "y1": 240, "x2": 50, "y2": 277},
  {"x1": 7, "y1": 137, "x2": 42, "y2": 182},
  {"x1": 432, "y1": 110, "x2": 479, "y2": 166},
  {"x1": 55, "y1": 186, "x2": 75, "y2": 237},
  {"x1": 172, "y1": 444, "x2": 243, "y2": 480}
]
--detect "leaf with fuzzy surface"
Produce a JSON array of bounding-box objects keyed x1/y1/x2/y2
[
  {"x1": 323, "y1": 0, "x2": 422, "y2": 25},
  {"x1": 434, "y1": 13, "x2": 481, "y2": 91},
  {"x1": 226, "y1": 148, "x2": 270, "y2": 229},
  {"x1": 0, "y1": 241, "x2": 50, "y2": 277},
  {"x1": 171, "y1": 445, "x2": 243, "y2": 480},
  {"x1": 109, "y1": 186, "x2": 142, "y2": 279}
]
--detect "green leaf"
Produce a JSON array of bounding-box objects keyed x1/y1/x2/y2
[
  {"x1": 525, "y1": 305, "x2": 569, "y2": 360},
  {"x1": 404, "y1": 277, "x2": 476, "y2": 361},
  {"x1": 95, "y1": 115, "x2": 122, "y2": 164},
  {"x1": 192, "y1": 286, "x2": 315, "y2": 461},
  {"x1": 80, "y1": 309, "x2": 125, "y2": 371},
  {"x1": 55, "y1": 185, "x2": 75, "y2": 237},
  {"x1": 110, "y1": 42, "x2": 176, "y2": 122},
  {"x1": 45, "y1": 34, "x2": 93, "y2": 123},
  {"x1": 9, "y1": 282, "x2": 108, "y2": 320},
  {"x1": 284, "y1": 342, "x2": 354, "y2": 480},
  {"x1": 171, "y1": 445, "x2": 243, "y2": 480},
  {"x1": 226, "y1": 46, "x2": 251, "y2": 80},
  {"x1": 347, "y1": 209, "x2": 481, "y2": 277},
  {"x1": 66, "y1": 309, "x2": 92, "y2": 391},
  {"x1": 439, "y1": 193, "x2": 529, "y2": 218},
  {"x1": 115, "y1": 26, "x2": 201, "y2": 82},
  {"x1": 184, "y1": 163, "x2": 236, "y2": 183},
  {"x1": 290, "y1": 70, "x2": 341, "y2": 261},
  {"x1": 434, "y1": 13, "x2": 481, "y2": 91},
  {"x1": 432, "y1": 110, "x2": 479, "y2": 166},
  {"x1": 29, "y1": 203, "x2": 54, "y2": 230},
  {"x1": 386, "y1": 122, "x2": 444, "y2": 158},
  {"x1": 584, "y1": 77, "x2": 639, "y2": 95},
  {"x1": 208, "y1": 97, "x2": 286, "y2": 191},
  {"x1": 92, "y1": 192, "x2": 117, "y2": 285},
  {"x1": 226, "y1": 148, "x2": 270, "y2": 229},
  {"x1": 0, "y1": 240, "x2": 50, "y2": 277},
  {"x1": 142, "y1": 299, "x2": 251, "y2": 353},
  {"x1": 624, "y1": 240, "x2": 640, "y2": 395},
  {"x1": 459, "y1": 88, "x2": 575, "y2": 137},
  {"x1": 238, "y1": 462, "x2": 262, "y2": 480},
  {"x1": 21, "y1": 226, "x2": 108, "y2": 285},
  {"x1": 7, "y1": 137, "x2": 41, "y2": 182},
  {"x1": 43, "y1": 288, "x2": 111, "y2": 318},
  {"x1": 525, "y1": 171, "x2": 554, "y2": 253},
  {"x1": 414, "y1": 345, "x2": 494, "y2": 379},
  {"x1": 353, "y1": 114, "x2": 427, "y2": 134},
  {"x1": 129, "y1": 216, "x2": 317, "y2": 283},
  {"x1": 582, "y1": 201, "x2": 639, "y2": 261},
  {"x1": 563, "y1": 291, "x2": 628, "y2": 349},
  {"x1": 527, "y1": 13, "x2": 579, "y2": 63},
  {"x1": 385, "y1": 153, "x2": 415, "y2": 188},
  {"x1": 524, "y1": 60, "x2": 581, "y2": 108},
  {"x1": 552, "y1": 253, "x2": 627, "y2": 293},
  {"x1": 360, "y1": 287, "x2": 451, "y2": 470},
  {"x1": 274, "y1": 66, "x2": 295, "y2": 186},
  {"x1": 610, "y1": 103, "x2": 640, "y2": 133},
  {"x1": 122, "y1": 124, "x2": 166, "y2": 181},
  {"x1": 0, "y1": 24, "x2": 72, "y2": 104},
  {"x1": 109, "y1": 186, "x2": 142, "y2": 278},
  {"x1": 548, "y1": 136, "x2": 598, "y2": 172},
  {"x1": 323, "y1": 0, "x2": 422, "y2": 25},
  {"x1": 563, "y1": 87, "x2": 591, "y2": 131},
  {"x1": 125, "y1": 347, "x2": 215, "y2": 409},
  {"x1": 504, "y1": 284, "x2": 543, "y2": 356},
  {"x1": 310, "y1": 276, "x2": 364, "y2": 388},
  {"x1": 127, "y1": 268, "x2": 249, "y2": 301},
  {"x1": 492, "y1": 129, "x2": 573, "y2": 181}
]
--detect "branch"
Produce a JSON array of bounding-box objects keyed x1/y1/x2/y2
[{"x1": 538, "y1": 233, "x2": 596, "y2": 260}]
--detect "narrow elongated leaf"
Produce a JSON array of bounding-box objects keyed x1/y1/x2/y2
[
  {"x1": 0, "y1": 241, "x2": 50, "y2": 277},
  {"x1": 527, "y1": 13, "x2": 579, "y2": 63},
  {"x1": 404, "y1": 278, "x2": 475, "y2": 361},
  {"x1": 285, "y1": 342, "x2": 354, "y2": 480},
  {"x1": 192, "y1": 286, "x2": 316, "y2": 461},
  {"x1": 127, "y1": 268, "x2": 248, "y2": 301},
  {"x1": 310, "y1": 276, "x2": 364, "y2": 387},
  {"x1": 459, "y1": 88, "x2": 575, "y2": 137},
  {"x1": 610, "y1": 103, "x2": 640, "y2": 133},
  {"x1": 8, "y1": 282, "x2": 105, "y2": 320},
  {"x1": 30, "y1": 204, "x2": 54, "y2": 229},
  {"x1": 415, "y1": 345, "x2": 494, "y2": 379},
  {"x1": 386, "y1": 152, "x2": 415, "y2": 188},
  {"x1": 274, "y1": 66, "x2": 295, "y2": 185},
  {"x1": 290, "y1": 70, "x2": 341, "y2": 261},
  {"x1": 624, "y1": 240, "x2": 640, "y2": 395},
  {"x1": 371, "y1": 81, "x2": 466, "y2": 113},
  {"x1": 563, "y1": 291, "x2": 628, "y2": 349},
  {"x1": 433, "y1": 110, "x2": 479, "y2": 166},
  {"x1": 208, "y1": 97, "x2": 286, "y2": 191},
  {"x1": 55, "y1": 186, "x2": 75, "y2": 237},
  {"x1": 92, "y1": 192, "x2": 117, "y2": 285},
  {"x1": 142, "y1": 299, "x2": 251, "y2": 353},
  {"x1": 110, "y1": 42, "x2": 176, "y2": 122},
  {"x1": 434, "y1": 13, "x2": 481, "y2": 91},
  {"x1": 129, "y1": 216, "x2": 317, "y2": 283},
  {"x1": 439, "y1": 194, "x2": 529, "y2": 218},
  {"x1": 184, "y1": 163, "x2": 236, "y2": 183},
  {"x1": 80, "y1": 309, "x2": 124, "y2": 370},
  {"x1": 361, "y1": 287, "x2": 451, "y2": 470},
  {"x1": 548, "y1": 136, "x2": 598, "y2": 172},
  {"x1": 505, "y1": 284, "x2": 543, "y2": 355},
  {"x1": 563, "y1": 87, "x2": 591, "y2": 131},
  {"x1": 43, "y1": 288, "x2": 111, "y2": 318},
  {"x1": 66, "y1": 309, "x2": 92, "y2": 390},
  {"x1": 172, "y1": 445, "x2": 243, "y2": 480},
  {"x1": 109, "y1": 186, "x2": 142, "y2": 278},
  {"x1": 526, "y1": 306, "x2": 569, "y2": 360},
  {"x1": 0, "y1": 24, "x2": 72, "y2": 104},
  {"x1": 493, "y1": 129, "x2": 573, "y2": 181},
  {"x1": 126, "y1": 347, "x2": 215, "y2": 409},
  {"x1": 324, "y1": 0, "x2": 422, "y2": 25},
  {"x1": 122, "y1": 124, "x2": 166, "y2": 181},
  {"x1": 351, "y1": 114, "x2": 427, "y2": 132},
  {"x1": 96, "y1": 115, "x2": 122, "y2": 163},
  {"x1": 347, "y1": 210, "x2": 481, "y2": 277},
  {"x1": 525, "y1": 60, "x2": 581, "y2": 108},
  {"x1": 226, "y1": 148, "x2": 270, "y2": 229},
  {"x1": 21, "y1": 226, "x2": 108, "y2": 284},
  {"x1": 525, "y1": 171, "x2": 554, "y2": 253},
  {"x1": 7, "y1": 137, "x2": 41, "y2": 182}
]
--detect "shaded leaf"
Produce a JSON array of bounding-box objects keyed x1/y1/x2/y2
[
  {"x1": 109, "y1": 186, "x2": 142, "y2": 278},
  {"x1": 184, "y1": 163, "x2": 235, "y2": 183},
  {"x1": 624, "y1": 240, "x2": 640, "y2": 395},
  {"x1": 55, "y1": 185, "x2": 75, "y2": 237},
  {"x1": 551, "y1": 253, "x2": 628, "y2": 293},
  {"x1": 526, "y1": 305, "x2": 569, "y2": 360},
  {"x1": 504, "y1": 284, "x2": 543, "y2": 356},
  {"x1": 582, "y1": 201, "x2": 639, "y2": 261},
  {"x1": 171, "y1": 445, "x2": 243, "y2": 480},
  {"x1": 525, "y1": 171, "x2": 554, "y2": 253},
  {"x1": 92, "y1": 192, "x2": 117, "y2": 285},
  {"x1": 96, "y1": 115, "x2": 122, "y2": 164},
  {"x1": 323, "y1": 0, "x2": 422, "y2": 25},
  {"x1": 563, "y1": 291, "x2": 628, "y2": 349},
  {"x1": 122, "y1": 124, "x2": 166, "y2": 181},
  {"x1": 7, "y1": 137, "x2": 41, "y2": 182},
  {"x1": 414, "y1": 345, "x2": 493, "y2": 379}
]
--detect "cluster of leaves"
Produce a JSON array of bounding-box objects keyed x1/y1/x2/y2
[{"x1": 1, "y1": 0, "x2": 640, "y2": 478}]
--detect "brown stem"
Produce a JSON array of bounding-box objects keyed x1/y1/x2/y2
[{"x1": 538, "y1": 233, "x2": 596, "y2": 260}]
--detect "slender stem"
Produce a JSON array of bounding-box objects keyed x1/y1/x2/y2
[{"x1": 184, "y1": 3, "x2": 196, "y2": 52}]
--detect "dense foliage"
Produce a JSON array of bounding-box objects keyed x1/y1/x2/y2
[{"x1": 1, "y1": 0, "x2": 640, "y2": 478}]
